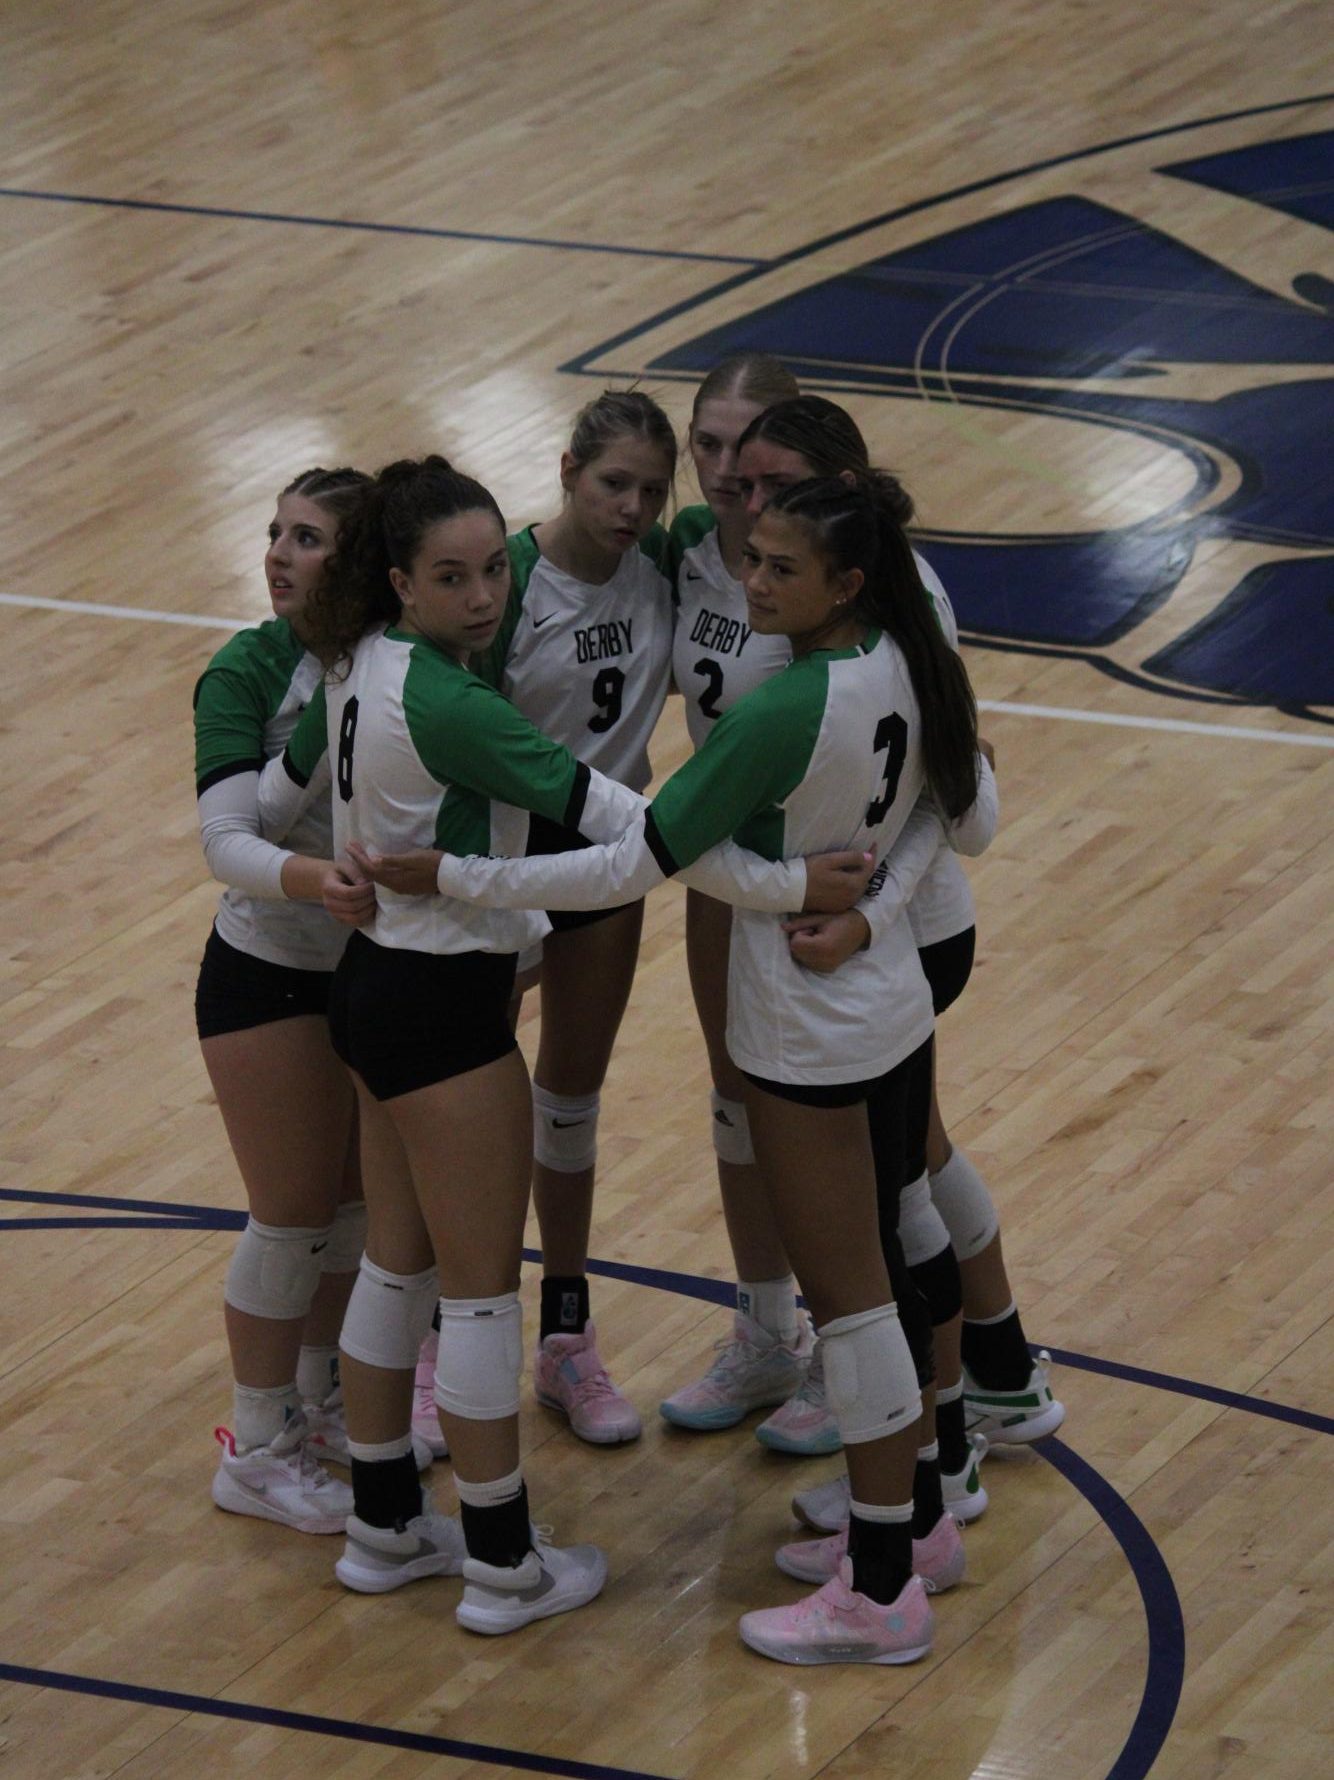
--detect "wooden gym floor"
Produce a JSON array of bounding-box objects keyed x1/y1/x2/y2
[{"x1": 0, "y1": 3, "x2": 1329, "y2": 1776}]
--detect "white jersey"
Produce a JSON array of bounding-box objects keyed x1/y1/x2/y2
[
  {"x1": 669, "y1": 506, "x2": 793, "y2": 749},
  {"x1": 434, "y1": 631, "x2": 937, "y2": 1087},
  {"x1": 906, "y1": 567, "x2": 977, "y2": 948},
  {"x1": 193, "y1": 618, "x2": 347, "y2": 971},
  {"x1": 475, "y1": 527, "x2": 675, "y2": 795}
]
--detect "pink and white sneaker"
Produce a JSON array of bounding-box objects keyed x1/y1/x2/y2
[
  {"x1": 534, "y1": 1322, "x2": 642, "y2": 1445},
  {"x1": 659, "y1": 1311, "x2": 811, "y2": 1431},
  {"x1": 775, "y1": 1511, "x2": 966, "y2": 1594},
  {"x1": 791, "y1": 1470, "x2": 851, "y2": 1533},
  {"x1": 754, "y1": 1342, "x2": 841, "y2": 1455},
  {"x1": 412, "y1": 1331, "x2": 449, "y2": 1461},
  {"x1": 739, "y1": 1563, "x2": 934, "y2": 1666}
]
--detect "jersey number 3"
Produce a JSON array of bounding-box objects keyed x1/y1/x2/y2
[
  {"x1": 337, "y1": 696, "x2": 359, "y2": 802},
  {"x1": 866, "y1": 711, "x2": 907, "y2": 827}
]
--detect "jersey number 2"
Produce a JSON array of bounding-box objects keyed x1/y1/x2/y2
[
  {"x1": 695, "y1": 658, "x2": 725, "y2": 721},
  {"x1": 866, "y1": 711, "x2": 907, "y2": 826},
  {"x1": 588, "y1": 667, "x2": 625, "y2": 733},
  {"x1": 336, "y1": 696, "x2": 359, "y2": 802}
]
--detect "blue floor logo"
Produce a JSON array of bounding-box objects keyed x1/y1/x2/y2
[{"x1": 571, "y1": 107, "x2": 1333, "y2": 722}]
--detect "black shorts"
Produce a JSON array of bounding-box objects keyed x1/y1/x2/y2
[
  {"x1": 195, "y1": 926, "x2": 334, "y2": 1040},
  {"x1": 327, "y1": 930, "x2": 518, "y2": 1101},
  {"x1": 918, "y1": 927, "x2": 976, "y2": 1017}
]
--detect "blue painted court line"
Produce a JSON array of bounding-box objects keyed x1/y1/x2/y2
[
  {"x1": 0, "y1": 1662, "x2": 671, "y2": 1780},
  {"x1": 0, "y1": 186, "x2": 764, "y2": 269},
  {"x1": 1039, "y1": 1438, "x2": 1185, "y2": 1780},
  {"x1": 560, "y1": 89, "x2": 1334, "y2": 375},
  {"x1": 1044, "y1": 1346, "x2": 1334, "y2": 1438}
]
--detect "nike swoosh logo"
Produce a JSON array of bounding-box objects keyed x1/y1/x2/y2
[
  {"x1": 551, "y1": 1118, "x2": 586, "y2": 1129},
  {"x1": 684, "y1": 570, "x2": 702, "y2": 581},
  {"x1": 310, "y1": 1241, "x2": 328, "y2": 1253},
  {"x1": 531, "y1": 613, "x2": 558, "y2": 629}
]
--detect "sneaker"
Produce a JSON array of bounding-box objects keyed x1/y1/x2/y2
[
  {"x1": 303, "y1": 1387, "x2": 436, "y2": 1473},
  {"x1": 775, "y1": 1512, "x2": 966, "y2": 1594},
  {"x1": 754, "y1": 1341, "x2": 841, "y2": 1455},
  {"x1": 211, "y1": 1420, "x2": 353, "y2": 1535},
  {"x1": 335, "y1": 1492, "x2": 466, "y2": 1593},
  {"x1": 791, "y1": 1471, "x2": 851, "y2": 1533},
  {"x1": 659, "y1": 1311, "x2": 812, "y2": 1431},
  {"x1": 456, "y1": 1528, "x2": 608, "y2": 1635},
  {"x1": 412, "y1": 1332, "x2": 449, "y2": 1461},
  {"x1": 739, "y1": 1563, "x2": 933, "y2": 1666},
  {"x1": 942, "y1": 1432, "x2": 989, "y2": 1522},
  {"x1": 534, "y1": 1323, "x2": 641, "y2": 1445},
  {"x1": 964, "y1": 1350, "x2": 1065, "y2": 1445}
]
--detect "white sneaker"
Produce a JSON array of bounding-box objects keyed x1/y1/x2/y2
[
  {"x1": 942, "y1": 1432, "x2": 989, "y2": 1522},
  {"x1": 335, "y1": 1492, "x2": 466, "y2": 1593},
  {"x1": 964, "y1": 1351, "x2": 1065, "y2": 1445},
  {"x1": 303, "y1": 1388, "x2": 435, "y2": 1472},
  {"x1": 211, "y1": 1419, "x2": 352, "y2": 1535},
  {"x1": 791, "y1": 1471, "x2": 851, "y2": 1534},
  {"x1": 456, "y1": 1528, "x2": 607, "y2": 1635}
]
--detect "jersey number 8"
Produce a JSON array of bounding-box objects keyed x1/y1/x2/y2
[{"x1": 337, "y1": 696, "x2": 359, "y2": 802}]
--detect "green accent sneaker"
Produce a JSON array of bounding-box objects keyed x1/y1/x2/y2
[{"x1": 963, "y1": 1350, "x2": 1065, "y2": 1445}]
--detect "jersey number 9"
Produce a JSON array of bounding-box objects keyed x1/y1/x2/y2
[{"x1": 588, "y1": 667, "x2": 625, "y2": 734}]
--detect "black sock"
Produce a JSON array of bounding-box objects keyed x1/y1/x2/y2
[
  {"x1": 431, "y1": 1301, "x2": 442, "y2": 1333},
  {"x1": 936, "y1": 1394, "x2": 969, "y2": 1473},
  {"x1": 349, "y1": 1452, "x2": 421, "y2": 1530},
  {"x1": 847, "y1": 1514, "x2": 913, "y2": 1605},
  {"x1": 460, "y1": 1483, "x2": 532, "y2": 1568},
  {"x1": 962, "y1": 1310, "x2": 1033, "y2": 1390},
  {"x1": 540, "y1": 1274, "x2": 590, "y2": 1341},
  {"x1": 911, "y1": 1457, "x2": 945, "y2": 1539}
]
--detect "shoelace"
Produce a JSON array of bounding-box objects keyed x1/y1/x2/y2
[{"x1": 572, "y1": 1366, "x2": 623, "y2": 1403}]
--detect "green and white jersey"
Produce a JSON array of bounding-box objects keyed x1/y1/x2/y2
[
  {"x1": 193, "y1": 618, "x2": 345, "y2": 971},
  {"x1": 473, "y1": 527, "x2": 674, "y2": 794},
  {"x1": 436, "y1": 630, "x2": 936, "y2": 1085},
  {"x1": 668, "y1": 506, "x2": 793, "y2": 750},
  {"x1": 278, "y1": 626, "x2": 649, "y2": 957}
]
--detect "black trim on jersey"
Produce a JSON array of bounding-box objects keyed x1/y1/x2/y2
[
  {"x1": 196, "y1": 757, "x2": 265, "y2": 797},
  {"x1": 644, "y1": 809, "x2": 681, "y2": 879},
  {"x1": 281, "y1": 747, "x2": 312, "y2": 790},
  {"x1": 562, "y1": 761, "x2": 592, "y2": 833}
]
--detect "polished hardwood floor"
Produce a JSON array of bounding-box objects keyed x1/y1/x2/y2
[{"x1": 1, "y1": 3, "x2": 1330, "y2": 1776}]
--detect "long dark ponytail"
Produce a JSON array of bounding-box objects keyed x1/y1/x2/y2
[
  {"x1": 304, "y1": 455, "x2": 506, "y2": 674},
  {"x1": 766, "y1": 476, "x2": 980, "y2": 819}
]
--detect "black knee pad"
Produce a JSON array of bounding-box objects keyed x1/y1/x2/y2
[
  {"x1": 885, "y1": 1234, "x2": 936, "y2": 1389},
  {"x1": 907, "y1": 1243, "x2": 963, "y2": 1326}
]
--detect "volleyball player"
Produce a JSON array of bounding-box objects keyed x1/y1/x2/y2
[{"x1": 194, "y1": 467, "x2": 371, "y2": 1534}]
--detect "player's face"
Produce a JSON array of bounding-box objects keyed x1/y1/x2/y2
[
  {"x1": 690, "y1": 396, "x2": 766, "y2": 518},
  {"x1": 742, "y1": 510, "x2": 863, "y2": 655},
  {"x1": 738, "y1": 439, "x2": 816, "y2": 521},
  {"x1": 265, "y1": 494, "x2": 337, "y2": 632},
  {"x1": 562, "y1": 437, "x2": 672, "y2": 559},
  {"x1": 390, "y1": 508, "x2": 511, "y2": 661}
]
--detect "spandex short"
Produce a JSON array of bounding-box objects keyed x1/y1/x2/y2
[
  {"x1": 918, "y1": 926, "x2": 976, "y2": 1017},
  {"x1": 328, "y1": 930, "x2": 518, "y2": 1101},
  {"x1": 195, "y1": 925, "x2": 333, "y2": 1039}
]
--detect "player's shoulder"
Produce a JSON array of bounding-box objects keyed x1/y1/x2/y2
[
  {"x1": 506, "y1": 526, "x2": 542, "y2": 594},
  {"x1": 194, "y1": 618, "x2": 302, "y2": 711},
  {"x1": 668, "y1": 504, "x2": 718, "y2": 553}
]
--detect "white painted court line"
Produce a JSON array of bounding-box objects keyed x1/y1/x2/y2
[
  {"x1": 3, "y1": 590, "x2": 1330, "y2": 747},
  {"x1": 0, "y1": 592, "x2": 249, "y2": 632},
  {"x1": 978, "y1": 699, "x2": 1334, "y2": 749}
]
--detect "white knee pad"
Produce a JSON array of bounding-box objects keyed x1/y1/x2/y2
[
  {"x1": 434, "y1": 1293, "x2": 523, "y2": 1420},
  {"x1": 339, "y1": 1258, "x2": 439, "y2": 1370},
  {"x1": 224, "y1": 1218, "x2": 331, "y2": 1321},
  {"x1": 898, "y1": 1172, "x2": 952, "y2": 1267},
  {"x1": 710, "y1": 1091, "x2": 755, "y2": 1166},
  {"x1": 929, "y1": 1147, "x2": 1000, "y2": 1261},
  {"x1": 321, "y1": 1200, "x2": 367, "y2": 1273},
  {"x1": 819, "y1": 1303, "x2": 922, "y2": 1443},
  {"x1": 532, "y1": 1085, "x2": 600, "y2": 1173}
]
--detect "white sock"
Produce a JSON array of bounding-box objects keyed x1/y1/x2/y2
[
  {"x1": 232, "y1": 1381, "x2": 301, "y2": 1453},
  {"x1": 737, "y1": 1275, "x2": 799, "y2": 1342},
  {"x1": 454, "y1": 1465, "x2": 525, "y2": 1509},
  {"x1": 297, "y1": 1344, "x2": 340, "y2": 1404},
  {"x1": 345, "y1": 1432, "x2": 415, "y2": 1463}
]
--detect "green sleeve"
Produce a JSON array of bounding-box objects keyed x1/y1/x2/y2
[
  {"x1": 403, "y1": 652, "x2": 581, "y2": 824},
  {"x1": 665, "y1": 505, "x2": 717, "y2": 591},
  {"x1": 638, "y1": 522, "x2": 670, "y2": 573},
  {"x1": 648, "y1": 658, "x2": 829, "y2": 866},
  {"x1": 284, "y1": 682, "x2": 329, "y2": 783}
]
